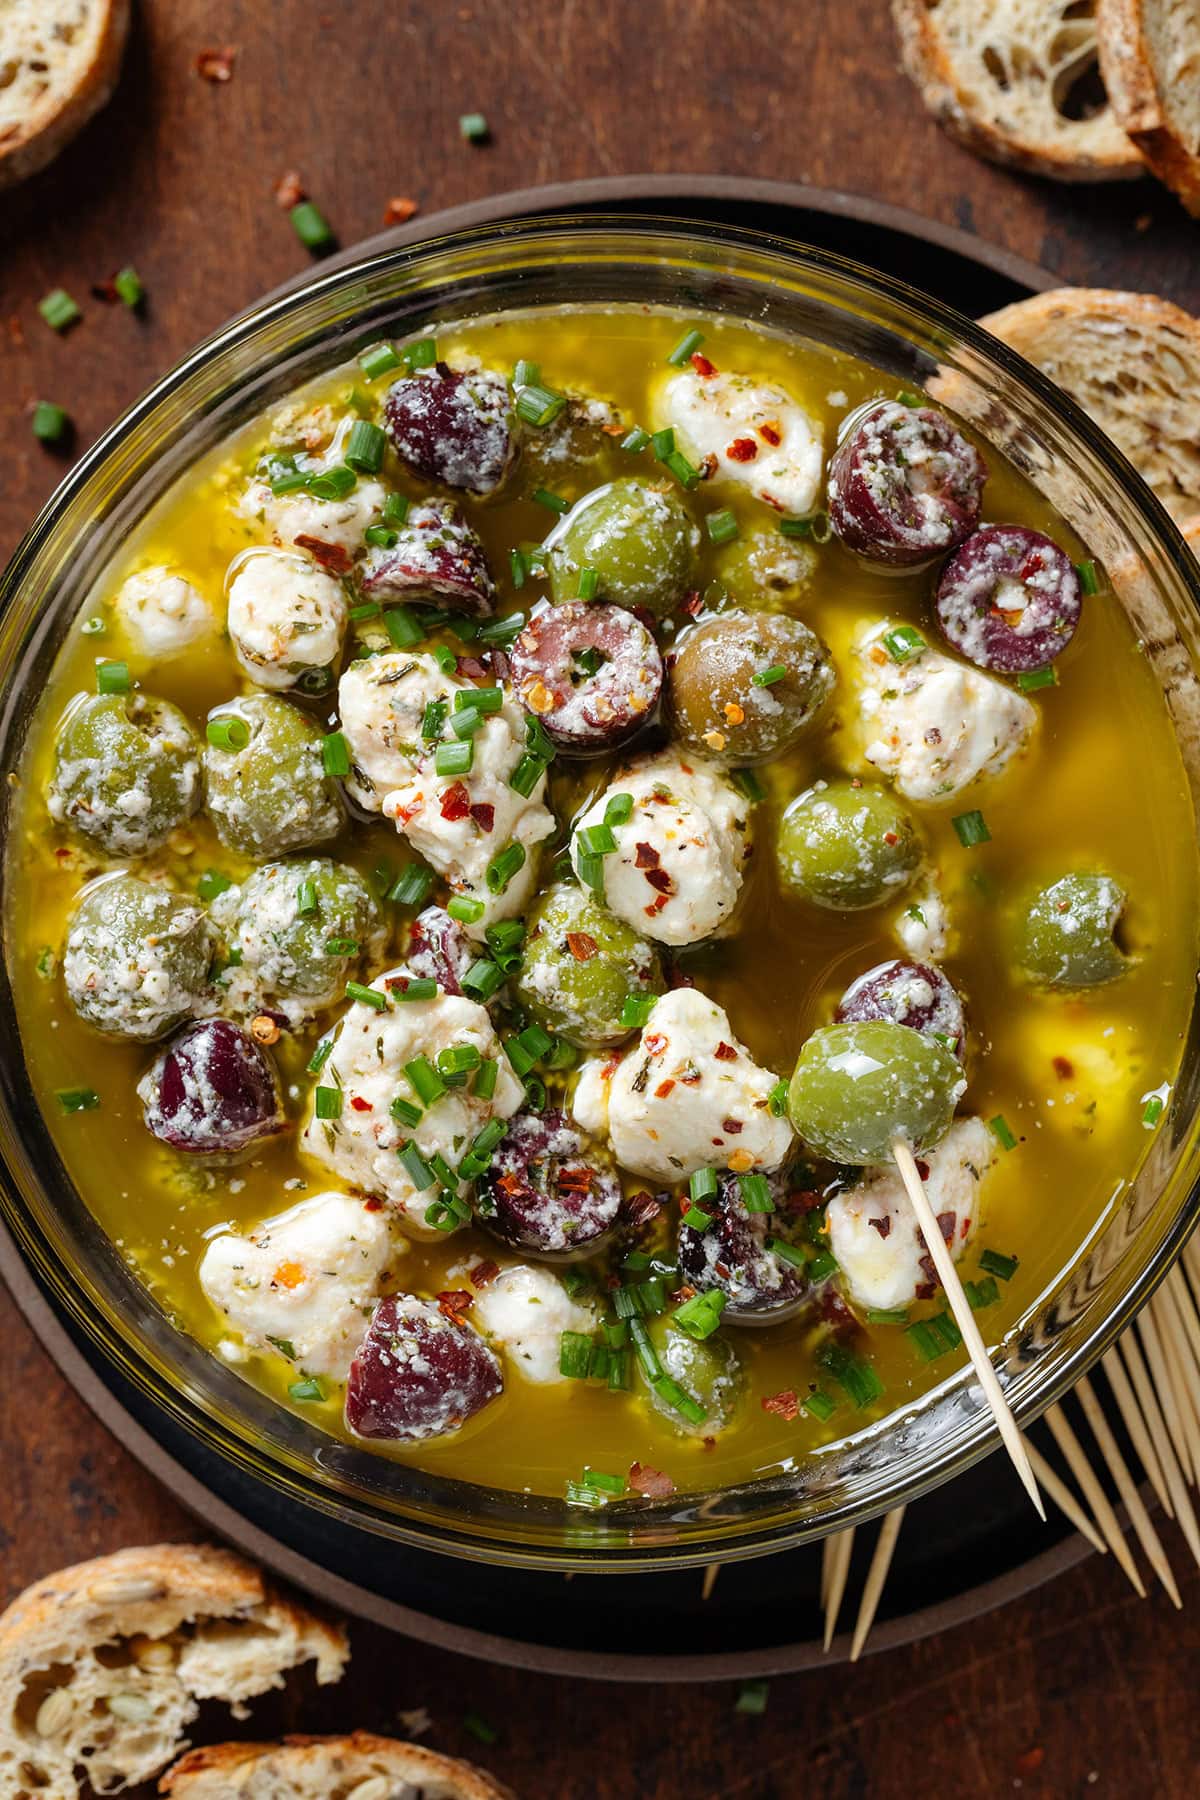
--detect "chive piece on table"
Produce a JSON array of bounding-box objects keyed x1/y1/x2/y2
[
  {"x1": 39, "y1": 288, "x2": 81, "y2": 332},
  {"x1": 735, "y1": 1679, "x2": 770, "y2": 1715},
  {"x1": 31, "y1": 401, "x2": 70, "y2": 444},
  {"x1": 290, "y1": 201, "x2": 335, "y2": 252},
  {"x1": 114, "y1": 266, "x2": 144, "y2": 308},
  {"x1": 459, "y1": 112, "x2": 490, "y2": 142}
]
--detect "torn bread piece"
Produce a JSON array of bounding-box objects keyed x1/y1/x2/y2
[
  {"x1": 159, "y1": 1731, "x2": 516, "y2": 1799},
  {"x1": 0, "y1": 1, "x2": 130, "y2": 188},
  {"x1": 1098, "y1": 0, "x2": 1200, "y2": 214}
]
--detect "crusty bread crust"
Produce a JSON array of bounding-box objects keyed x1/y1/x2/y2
[
  {"x1": 1098, "y1": 0, "x2": 1200, "y2": 214},
  {"x1": 0, "y1": 0, "x2": 130, "y2": 188},
  {"x1": 0, "y1": 1544, "x2": 348, "y2": 1799},
  {"x1": 160, "y1": 1731, "x2": 517, "y2": 1800},
  {"x1": 979, "y1": 287, "x2": 1200, "y2": 521},
  {"x1": 893, "y1": 0, "x2": 1144, "y2": 180}
]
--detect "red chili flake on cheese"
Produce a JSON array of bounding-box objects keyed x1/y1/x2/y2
[
  {"x1": 350, "y1": 1096, "x2": 373, "y2": 1112},
  {"x1": 690, "y1": 351, "x2": 717, "y2": 377},
  {"x1": 496, "y1": 1173, "x2": 523, "y2": 1198},
  {"x1": 469, "y1": 802, "x2": 495, "y2": 833},
  {"x1": 655, "y1": 1079, "x2": 676, "y2": 1099},
  {"x1": 937, "y1": 1210, "x2": 956, "y2": 1244},
  {"x1": 364, "y1": 1196, "x2": 384, "y2": 1211},
  {"x1": 629, "y1": 1462, "x2": 676, "y2": 1497},
  {"x1": 437, "y1": 1289, "x2": 474, "y2": 1321},
  {"x1": 470, "y1": 1260, "x2": 500, "y2": 1288},
  {"x1": 440, "y1": 781, "x2": 471, "y2": 821},
  {"x1": 723, "y1": 1118, "x2": 743, "y2": 1135},
  {"x1": 868, "y1": 1214, "x2": 892, "y2": 1239},
  {"x1": 758, "y1": 420, "x2": 782, "y2": 446},
  {"x1": 196, "y1": 46, "x2": 237, "y2": 82},
  {"x1": 294, "y1": 535, "x2": 352, "y2": 576},
  {"x1": 634, "y1": 842, "x2": 660, "y2": 869},
  {"x1": 643, "y1": 1033, "x2": 667, "y2": 1057},
  {"x1": 645, "y1": 894, "x2": 670, "y2": 916},
  {"x1": 566, "y1": 931, "x2": 598, "y2": 962},
  {"x1": 916, "y1": 1158, "x2": 930, "y2": 1181},
  {"x1": 645, "y1": 867, "x2": 675, "y2": 894},
  {"x1": 727, "y1": 436, "x2": 758, "y2": 462},
  {"x1": 761, "y1": 1389, "x2": 799, "y2": 1421},
  {"x1": 1052, "y1": 1055, "x2": 1074, "y2": 1079}
]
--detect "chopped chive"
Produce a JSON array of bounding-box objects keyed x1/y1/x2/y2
[
  {"x1": 866, "y1": 1306, "x2": 909, "y2": 1325},
  {"x1": 735, "y1": 1679, "x2": 769, "y2": 1716},
  {"x1": 767, "y1": 1079, "x2": 789, "y2": 1118},
  {"x1": 690, "y1": 1167, "x2": 719, "y2": 1205},
  {"x1": 360, "y1": 341, "x2": 402, "y2": 379},
  {"x1": 1074, "y1": 559, "x2": 1099, "y2": 595},
  {"x1": 295, "y1": 878, "x2": 318, "y2": 916},
  {"x1": 435, "y1": 738, "x2": 474, "y2": 776},
  {"x1": 321, "y1": 731, "x2": 351, "y2": 777},
  {"x1": 289, "y1": 1376, "x2": 325, "y2": 1402},
  {"x1": 651, "y1": 426, "x2": 676, "y2": 460},
  {"x1": 952, "y1": 809, "x2": 991, "y2": 848},
  {"x1": 306, "y1": 1038, "x2": 334, "y2": 1074},
  {"x1": 667, "y1": 328, "x2": 705, "y2": 366},
  {"x1": 382, "y1": 491, "x2": 410, "y2": 526},
  {"x1": 807, "y1": 1250, "x2": 838, "y2": 1282},
  {"x1": 987, "y1": 1114, "x2": 1017, "y2": 1152},
  {"x1": 963, "y1": 1276, "x2": 1000, "y2": 1311},
  {"x1": 461, "y1": 957, "x2": 504, "y2": 1002},
  {"x1": 390, "y1": 1094, "x2": 423, "y2": 1127},
  {"x1": 816, "y1": 1340, "x2": 884, "y2": 1410},
  {"x1": 979, "y1": 1248, "x2": 1019, "y2": 1282},
  {"x1": 584, "y1": 1467, "x2": 626, "y2": 1494},
  {"x1": 197, "y1": 868, "x2": 232, "y2": 902},
  {"x1": 96, "y1": 660, "x2": 129, "y2": 695},
  {"x1": 396, "y1": 977, "x2": 438, "y2": 1002},
  {"x1": 81, "y1": 619, "x2": 106, "y2": 638},
  {"x1": 604, "y1": 792, "x2": 633, "y2": 827},
  {"x1": 266, "y1": 1337, "x2": 297, "y2": 1360},
  {"x1": 39, "y1": 288, "x2": 80, "y2": 332},
  {"x1": 345, "y1": 419, "x2": 387, "y2": 473},
  {"x1": 1017, "y1": 666, "x2": 1058, "y2": 693},
  {"x1": 559, "y1": 1331, "x2": 593, "y2": 1379},
  {"x1": 486, "y1": 918, "x2": 525, "y2": 965},
  {"x1": 111, "y1": 265, "x2": 144, "y2": 309},
  {"x1": 780, "y1": 510, "x2": 831, "y2": 542},
  {"x1": 421, "y1": 698, "x2": 447, "y2": 742},
  {"x1": 751, "y1": 663, "x2": 787, "y2": 688},
  {"x1": 433, "y1": 643, "x2": 458, "y2": 673},
  {"x1": 653, "y1": 1375, "x2": 706, "y2": 1426},
  {"x1": 456, "y1": 685, "x2": 503, "y2": 714},
  {"x1": 346, "y1": 980, "x2": 387, "y2": 1011},
  {"x1": 383, "y1": 605, "x2": 423, "y2": 648},
  {"x1": 305, "y1": 464, "x2": 357, "y2": 501},
  {"x1": 515, "y1": 383, "x2": 566, "y2": 427},
  {"x1": 509, "y1": 548, "x2": 527, "y2": 589},
  {"x1": 448, "y1": 894, "x2": 485, "y2": 923},
  {"x1": 513, "y1": 358, "x2": 540, "y2": 388},
  {"x1": 706, "y1": 507, "x2": 739, "y2": 544},
  {"x1": 738, "y1": 1172, "x2": 774, "y2": 1214},
  {"x1": 896, "y1": 388, "x2": 924, "y2": 406},
  {"x1": 508, "y1": 750, "x2": 547, "y2": 797},
  {"x1": 764, "y1": 1236, "x2": 807, "y2": 1269},
  {"x1": 629, "y1": 1315, "x2": 661, "y2": 1380},
  {"x1": 532, "y1": 486, "x2": 570, "y2": 514},
  {"x1": 577, "y1": 566, "x2": 600, "y2": 600},
  {"x1": 619, "y1": 993, "x2": 656, "y2": 1031},
  {"x1": 577, "y1": 822, "x2": 617, "y2": 859},
  {"x1": 1143, "y1": 1093, "x2": 1165, "y2": 1127},
  {"x1": 314, "y1": 1086, "x2": 343, "y2": 1120},
  {"x1": 802, "y1": 1389, "x2": 836, "y2": 1422},
  {"x1": 451, "y1": 705, "x2": 484, "y2": 740},
  {"x1": 459, "y1": 111, "x2": 490, "y2": 142},
  {"x1": 473, "y1": 1059, "x2": 499, "y2": 1103},
  {"x1": 402, "y1": 337, "x2": 438, "y2": 371},
  {"x1": 349, "y1": 599, "x2": 383, "y2": 621},
  {"x1": 485, "y1": 841, "x2": 525, "y2": 894},
  {"x1": 31, "y1": 401, "x2": 70, "y2": 443},
  {"x1": 399, "y1": 1141, "x2": 436, "y2": 1189},
  {"x1": 665, "y1": 449, "x2": 701, "y2": 489},
  {"x1": 387, "y1": 862, "x2": 435, "y2": 907},
  {"x1": 405, "y1": 1055, "x2": 446, "y2": 1107},
  {"x1": 480, "y1": 610, "x2": 526, "y2": 646},
  {"x1": 576, "y1": 851, "x2": 604, "y2": 894},
  {"x1": 673, "y1": 1289, "x2": 727, "y2": 1341},
  {"x1": 290, "y1": 200, "x2": 335, "y2": 252},
  {"x1": 883, "y1": 624, "x2": 926, "y2": 664},
  {"x1": 732, "y1": 767, "x2": 766, "y2": 804},
  {"x1": 438, "y1": 1044, "x2": 482, "y2": 1078},
  {"x1": 621, "y1": 426, "x2": 651, "y2": 453},
  {"x1": 565, "y1": 1480, "x2": 606, "y2": 1510},
  {"x1": 56, "y1": 1086, "x2": 99, "y2": 1114}
]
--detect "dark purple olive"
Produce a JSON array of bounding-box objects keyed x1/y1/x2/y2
[
  {"x1": 935, "y1": 524, "x2": 1082, "y2": 673},
  {"x1": 507, "y1": 602, "x2": 662, "y2": 755},
  {"x1": 345, "y1": 1294, "x2": 503, "y2": 1441},
  {"x1": 405, "y1": 905, "x2": 476, "y2": 996},
  {"x1": 360, "y1": 498, "x2": 496, "y2": 617},
  {"x1": 477, "y1": 1109, "x2": 622, "y2": 1259},
  {"x1": 827, "y1": 400, "x2": 987, "y2": 567},
  {"x1": 137, "y1": 1018, "x2": 285, "y2": 1157},
  {"x1": 677, "y1": 1171, "x2": 810, "y2": 1326},
  {"x1": 835, "y1": 959, "x2": 966, "y2": 1059},
  {"x1": 383, "y1": 364, "x2": 517, "y2": 495}
]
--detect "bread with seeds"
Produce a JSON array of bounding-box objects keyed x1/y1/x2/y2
[
  {"x1": 160, "y1": 1731, "x2": 517, "y2": 1799},
  {"x1": 0, "y1": 0, "x2": 130, "y2": 188}
]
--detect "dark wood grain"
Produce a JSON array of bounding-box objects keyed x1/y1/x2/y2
[{"x1": 3, "y1": 3, "x2": 1200, "y2": 1795}]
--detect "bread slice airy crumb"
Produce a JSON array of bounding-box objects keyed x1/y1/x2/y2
[
  {"x1": 0, "y1": 0, "x2": 130, "y2": 187},
  {"x1": 892, "y1": 0, "x2": 1144, "y2": 181},
  {"x1": 160, "y1": 1731, "x2": 517, "y2": 1800},
  {"x1": 1098, "y1": 0, "x2": 1200, "y2": 213},
  {"x1": 979, "y1": 287, "x2": 1200, "y2": 521},
  {"x1": 0, "y1": 1544, "x2": 348, "y2": 1799}
]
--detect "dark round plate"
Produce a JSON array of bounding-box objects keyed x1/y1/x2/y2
[{"x1": 4, "y1": 177, "x2": 1100, "y2": 1680}]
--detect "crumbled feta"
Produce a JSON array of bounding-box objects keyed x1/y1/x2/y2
[
  {"x1": 113, "y1": 566, "x2": 213, "y2": 658},
  {"x1": 240, "y1": 419, "x2": 387, "y2": 556},
  {"x1": 657, "y1": 366, "x2": 824, "y2": 515},
  {"x1": 225, "y1": 547, "x2": 347, "y2": 691},
  {"x1": 473, "y1": 1264, "x2": 600, "y2": 1383},
  {"x1": 894, "y1": 873, "x2": 951, "y2": 962}
]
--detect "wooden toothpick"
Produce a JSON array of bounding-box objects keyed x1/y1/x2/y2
[
  {"x1": 1075, "y1": 1375, "x2": 1181, "y2": 1607},
  {"x1": 822, "y1": 1528, "x2": 855, "y2": 1651},
  {"x1": 849, "y1": 1507, "x2": 905, "y2": 1662},
  {"x1": 1045, "y1": 1403, "x2": 1145, "y2": 1597},
  {"x1": 891, "y1": 1138, "x2": 1043, "y2": 1517}
]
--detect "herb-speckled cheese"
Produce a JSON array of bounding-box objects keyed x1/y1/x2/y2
[
  {"x1": 225, "y1": 547, "x2": 347, "y2": 691},
  {"x1": 657, "y1": 365, "x2": 824, "y2": 515},
  {"x1": 473, "y1": 1263, "x2": 600, "y2": 1384}
]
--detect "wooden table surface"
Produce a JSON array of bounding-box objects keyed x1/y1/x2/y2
[{"x1": 3, "y1": 3, "x2": 1200, "y2": 1794}]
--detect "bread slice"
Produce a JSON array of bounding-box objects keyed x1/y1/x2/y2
[
  {"x1": 160, "y1": 1731, "x2": 517, "y2": 1800},
  {"x1": 0, "y1": 1544, "x2": 348, "y2": 1799},
  {"x1": 0, "y1": 0, "x2": 130, "y2": 188},
  {"x1": 978, "y1": 287, "x2": 1200, "y2": 521},
  {"x1": 1098, "y1": 0, "x2": 1200, "y2": 213},
  {"x1": 892, "y1": 0, "x2": 1144, "y2": 181}
]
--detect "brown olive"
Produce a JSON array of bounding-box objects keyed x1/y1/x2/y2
[{"x1": 668, "y1": 611, "x2": 835, "y2": 765}]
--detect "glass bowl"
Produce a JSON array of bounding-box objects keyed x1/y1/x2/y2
[{"x1": 2, "y1": 216, "x2": 1199, "y2": 1572}]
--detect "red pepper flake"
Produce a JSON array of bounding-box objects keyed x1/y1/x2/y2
[
  {"x1": 682, "y1": 589, "x2": 704, "y2": 617},
  {"x1": 868, "y1": 1214, "x2": 892, "y2": 1239},
  {"x1": 689, "y1": 351, "x2": 717, "y2": 377},
  {"x1": 457, "y1": 654, "x2": 489, "y2": 679},
  {"x1": 643, "y1": 1032, "x2": 667, "y2": 1057},
  {"x1": 634, "y1": 841, "x2": 660, "y2": 869},
  {"x1": 90, "y1": 278, "x2": 121, "y2": 304},
  {"x1": 350, "y1": 1096, "x2": 373, "y2": 1112},
  {"x1": 883, "y1": 831, "x2": 899, "y2": 847},
  {"x1": 566, "y1": 931, "x2": 598, "y2": 962},
  {"x1": 196, "y1": 46, "x2": 237, "y2": 82},
  {"x1": 761, "y1": 1389, "x2": 799, "y2": 1421},
  {"x1": 758, "y1": 420, "x2": 782, "y2": 447},
  {"x1": 645, "y1": 867, "x2": 675, "y2": 894},
  {"x1": 294, "y1": 535, "x2": 352, "y2": 575},
  {"x1": 784, "y1": 1188, "x2": 824, "y2": 1214},
  {"x1": 722, "y1": 1117, "x2": 743, "y2": 1134},
  {"x1": 1014, "y1": 1749, "x2": 1045, "y2": 1777},
  {"x1": 274, "y1": 169, "x2": 305, "y2": 210},
  {"x1": 820, "y1": 1288, "x2": 854, "y2": 1329},
  {"x1": 496, "y1": 1172, "x2": 524, "y2": 1198},
  {"x1": 469, "y1": 802, "x2": 495, "y2": 833},
  {"x1": 436, "y1": 1288, "x2": 474, "y2": 1321},
  {"x1": 645, "y1": 894, "x2": 670, "y2": 916},
  {"x1": 557, "y1": 1165, "x2": 594, "y2": 1193},
  {"x1": 727, "y1": 436, "x2": 758, "y2": 462},
  {"x1": 364, "y1": 1196, "x2": 384, "y2": 1212},
  {"x1": 621, "y1": 1190, "x2": 663, "y2": 1230},
  {"x1": 384, "y1": 195, "x2": 420, "y2": 225},
  {"x1": 7, "y1": 315, "x2": 25, "y2": 347},
  {"x1": 469, "y1": 1259, "x2": 500, "y2": 1288},
  {"x1": 714, "y1": 1041, "x2": 737, "y2": 1062},
  {"x1": 440, "y1": 781, "x2": 471, "y2": 821},
  {"x1": 1052, "y1": 1055, "x2": 1074, "y2": 1079},
  {"x1": 915, "y1": 1158, "x2": 930, "y2": 1181},
  {"x1": 937, "y1": 1210, "x2": 956, "y2": 1244},
  {"x1": 629, "y1": 1462, "x2": 676, "y2": 1498},
  {"x1": 655, "y1": 1078, "x2": 676, "y2": 1100}
]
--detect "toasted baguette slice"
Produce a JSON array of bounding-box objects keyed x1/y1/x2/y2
[
  {"x1": 0, "y1": 0, "x2": 130, "y2": 187},
  {"x1": 1098, "y1": 0, "x2": 1200, "y2": 213},
  {"x1": 160, "y1": 1732, "x2": 517, "y2": 1800},
  {"x1": 979, "y1": 287, "x2": 1200, "y2": 521},
  {"x1": 892, "y1": 0, "x2": 1144, "y2": 181},
  {"x1": 0, "y1": 1544, "x2": 348, "y2": 1799}
]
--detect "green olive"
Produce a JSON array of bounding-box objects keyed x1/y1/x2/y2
[
  {"x1": 669, "y1": 611, "x2": 835, "y2": 766},
  {"x1": 520, "y1": 397, "x2": 624, "y2": 491},
  {"x1": 787, "y1": 1019, "x2": 964, "y2": 1164},
  {"x1": 641, "y1": 1314, "x2": 745, "y2": 1439},
  {"x1": 63, "y1": 873, "x2": 215, "y2": 1041},
  {"x1": 515, "y1": 882, "x2": 665, "y2": 1049},
  {"x1": 46, "y1": 692, "x2": 202, "y2": 855},
  {"x1": 548, "y1": 477, "x2": 699, "y2": 617},
  {"x1": 215, "y1": 858, "x2": 385, "y2": 1016},
  {"x1": 1012, "y1": 873, "x2": 1131, "y2": 988},
  {"x1": 776, "y1": 779, "x2": 921, "y2": 910},
  {"x1": 713, "y1": 529, "x2": 815, "y2": 612},
  {"x1": 203, "y1": 695, "x2": 342, "y2": 858}
]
